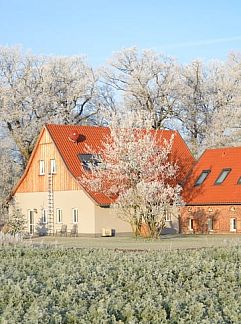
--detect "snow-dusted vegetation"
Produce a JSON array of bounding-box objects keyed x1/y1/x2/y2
[
  {"x1": 1, "y1": 246, "x2": 241, "y2": 323},
  {"x1": 80, "y1": 112, "x2": 182, "y2": 238}
]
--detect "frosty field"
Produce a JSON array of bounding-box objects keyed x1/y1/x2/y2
[
  {"x1": 1, "y1": 245, "x2": 241, "y2": 323},
  {"x1": 32, "y1": 233, "x2": 241, "y2": 250}
]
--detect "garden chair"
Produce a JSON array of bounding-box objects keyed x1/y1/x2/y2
[{"x1": 70, "y1": 224, "x2": 78, "y2": 237}]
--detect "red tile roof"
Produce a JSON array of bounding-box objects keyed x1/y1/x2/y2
[
  {"x1": 46, "y1": 124, "x2": 110, "y2": 178},
  {"x1": 46, "y1": 124, "x2": 195, "y2": 205},
  {"x1": 46, "y1": 124, "x2": 111, "y2": 205},
  {"x1": 182, "y1": 146, "x2": 241, "y2": 205}
]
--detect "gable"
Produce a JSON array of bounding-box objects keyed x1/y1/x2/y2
[{"x1": 13, "y1": 127, "x2": 80, "y2": 194}]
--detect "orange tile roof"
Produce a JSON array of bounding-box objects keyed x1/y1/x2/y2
[
  {"x1": 182, "y1": 146, "x2": 241, "y2": 205},
  {"x1": 46, "y1": 124, "x2": 195, "y2": 205}
]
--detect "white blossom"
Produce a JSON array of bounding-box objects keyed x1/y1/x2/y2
[{"x1": 80, "y1": 112, "x2": 182, "y2": 237}]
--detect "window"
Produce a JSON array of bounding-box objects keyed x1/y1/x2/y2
[
  {"x1": 237, "y1": 176, "x2": 241, "y2": 184},
  {"x1": 164, "y1": 209, "x2": 171, "y2": 221},
  {"x1": 207, "y1": 218, "x2": 213, "y2": 231},
  {"x1": 39, "y1": 160, "x2": 45, "y2": 175},
  {"x1": 56, "y1": 209, "x2": 63, "y2": 223},
  {"x1": 215, "y1": 168, "x2": 231, "y2": 185},
  {"x1": 189, "y1": 218, "x2": 194, "y2": 231},
  {"x1": 78, "y1": 154, "x2": 101, "y2": 171},
  {"x1": 230, "y1": 218, "x2": 237, "y2": 232},
  {"x1": 72, "y1": 208, "x2": 78, "y2": 224},
  {"x1": 42, "y1": 209, "x2": 48, "y2": 224},
  {"x1": 50, "y1": 159, "x2": 57, "y2": 174},
  {"x1": 195, "y1": 170, "x2": 210, "y2": 186},
  {"x1": 28, "y1": 210, "x2": 35, "y2": 235}
]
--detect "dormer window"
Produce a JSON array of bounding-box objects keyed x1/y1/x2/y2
[
  {"x1": 39, "y1": 160, "x2": 45, "y2": 175},
  {"x1": 50, "y1": 159, "x2": 57, "y2": 174},
  {"x1": 78, "y1": 154, "x2": 101, "y2": 171},
  {"x1": 215, "y1": 168, "x2": 231, "y2": 185},
  {"x1": 194, "y1": 170, "x2": 210, "y2": 186}
]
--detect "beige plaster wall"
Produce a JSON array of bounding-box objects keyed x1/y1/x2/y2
[
  {"x1": 14, "y1": 190, "x2": 96, "y2": 235},
  {"x1": 14, "y1": 192, "x2": 48, "y2": 234},
  {"x1": 54, "y1": 190, "x2": 95, "y2": 234},
  {"x1": 94, "y1": 206, "x2": 179, "y2": 236},
  {"x1": 13, "y1": 190, "x2": 179, "y2": 236},
  {"x1": 94, "y1": 206, "x2": 132, "y2": 235}
]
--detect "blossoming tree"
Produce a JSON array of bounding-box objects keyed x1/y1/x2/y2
[{"x1": 80, "y1": 113, "x2": 182, "y2": 238}]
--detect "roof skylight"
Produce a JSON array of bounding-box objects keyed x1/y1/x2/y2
[
  {"x1": 78, "y1": 154, "x2": 101, "y2": 171},
  {"x1": 194, "y1": 170, "x2": 210, "y2": 186},
  {"x1": 214, "y1": 168, "x2": 231, "y2": 185}
]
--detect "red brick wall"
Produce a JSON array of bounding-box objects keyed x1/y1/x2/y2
[{"x1": 180, "y1": 205, "x2": 241, "y2": 234}]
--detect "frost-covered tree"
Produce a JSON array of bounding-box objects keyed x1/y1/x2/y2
[
  {"x1": 102, "y1": 47, "x2": 178, "y2": 129},
  {"x1": 0, "y1": 127, "x2": 21, "y2": 224},
  {"x1": 176, "y1": 58, "x2": 241, "y2": 155},
  {"x1": 0, "y1": 46, "x2": 103, "y2": 166},
  {"x1": 80, "y1": 112, "x2": 182, "y2": 238},
  {"x1": 204, "y1": 53, "x2": 241, "y2": 149},
  {"x1": 7, "y1": 208, "x2": 26, "y2": 235}
]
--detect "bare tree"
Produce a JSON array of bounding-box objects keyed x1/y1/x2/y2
[
  {"x1": 176, "y1": 58, "x2": 241, "y2": 155},
  {"x1": 0, "y1": 46, "x2": 103, "y2": 166},
  {"x1": 174, "y1": 60, "x2": 213, "y2": 155},
  {"x1": 0, "y1": 126, "x2": 21, "y2": 224},
  {"x1": 102, "y1": 47, "x2": 178, "y2": 129},
  {"x1": 203, "y1": 54, "x2": 241, "y2": 149}
]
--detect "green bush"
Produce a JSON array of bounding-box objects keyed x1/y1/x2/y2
[{"x1": 0, "y1": 246, "x2": 241, "y2": 323}]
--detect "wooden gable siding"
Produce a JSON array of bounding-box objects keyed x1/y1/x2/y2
[{"x1": 16, "y1": 128, "x2": 80, "y2": 193}]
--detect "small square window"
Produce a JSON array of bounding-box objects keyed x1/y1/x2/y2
[
  {"x1": 194, "y1": 170, "x2": 210, "y2": 186},
  {"x1": 215, "y1": 168, "x2": 231, "y2": 185}
]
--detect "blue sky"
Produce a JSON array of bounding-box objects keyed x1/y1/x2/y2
[{"x1": 0, "y1": 0, "x2": 241, "y2": 66}]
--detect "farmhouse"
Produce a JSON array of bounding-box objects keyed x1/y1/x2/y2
[
  {"x1": 11, "y1": 124, "x2": 194, "y2": 236},
  {"x1": 181, "y1": 147, "x2": 241, "y2": 234}
]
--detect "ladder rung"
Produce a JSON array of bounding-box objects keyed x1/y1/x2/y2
[{"x1": 48, "y1": 173, "x2": 54, "y2": 235}]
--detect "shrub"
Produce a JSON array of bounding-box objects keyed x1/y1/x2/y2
[{"x1": 0, "y1": 246, "x2": 241, "y2": 322}]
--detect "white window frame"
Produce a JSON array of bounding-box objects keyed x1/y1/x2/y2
[
  {"x1": 56, "y1": 209, "x2": 63, "y2": 224},
  {"x1": 207, "y1": 218, "x2": 213, "y2": 232},
  {"x1": 28, "y1": 209, "x2": 35, "y2": 235},
  {"x1": 164, "y1": 209, "x2": 171, "y2": 222},
  {"x1": 230, "y1": 218, "x2": 237, "y2": 232},
  {"x1": 39, "y1": 160, "x2": 45, "y2": 175},
  {"x1": 42, "y1": 209, "x2": 48, "y2": 224},
  {"x1": 72, "y1": 208, "x2": 79, "y2": 224},
  {"x1": 189, "y1": 218, "x2": 194, "y2": 231},
  {"x1": 50, "y1": 159, "x2": 57, "y2": 174}
]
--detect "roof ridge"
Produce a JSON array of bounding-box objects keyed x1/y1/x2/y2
[
  {"x1": 203, "y1": 145, "x2": 241, "y2": 152},
  {"x1": 45, "y1": 123, "x2": 109, "y2": 130}
]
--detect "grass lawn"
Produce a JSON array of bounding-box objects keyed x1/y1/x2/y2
[{"x1": 31, "y1": 233, "x2": 241, "y2": 250}]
